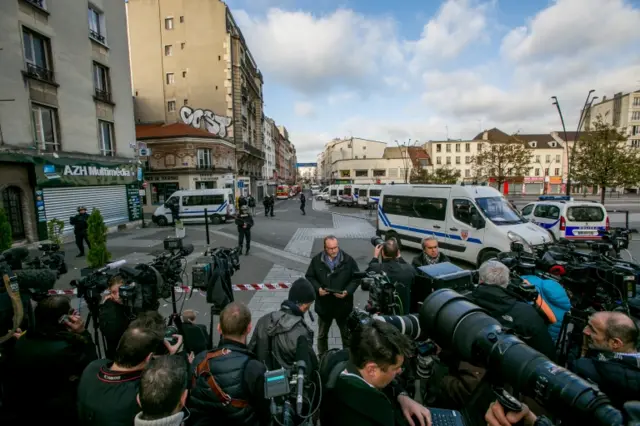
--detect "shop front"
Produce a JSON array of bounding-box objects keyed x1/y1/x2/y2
[
  {"x1": 548, "y1": 176, "x2": 563, "y2": 194},
  {"x1": 0, "y1": 160, "x2": 37, "y2": 243},
  {"x1": 524, "y1": 177, "x2": 544, "y2": 195},
  {"x1": 33, "y1": 158, "x2": 142, "y2": 238}
]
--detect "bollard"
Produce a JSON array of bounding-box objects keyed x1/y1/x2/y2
[{"x1": 205, "y1": 208, "x2": 210, "y2": 245}]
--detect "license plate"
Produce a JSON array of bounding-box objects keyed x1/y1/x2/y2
[{"x1": 575, "y1": 230, "x2": 597, "y2": 235}]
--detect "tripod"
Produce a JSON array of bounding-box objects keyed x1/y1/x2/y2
[
  {"x1": 208, "y1": 303, "x2": 222, "y2": 349},
  {"x1": 556, "y1": 310, "x2": 588, "y2": 366},
  {"x1": 85, "y1": 303, "x2": 107, "y2": 359}
]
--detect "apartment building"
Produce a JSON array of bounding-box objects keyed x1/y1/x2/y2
[
  {"x1": 320, "y1": 137, "x2": 387, "y2": 181},
  {"x1": 263, "y1": 116, "x2": 276, "y2": 185},
  {"x1": 126, "y1": 0, "x2": 264, "y2": 202},
  {"x1": 582, "y1": 90, "x2": 640, "y2": 149},
  {"x1": 0, "y1": 0, "x2": 138, "y2": 244}
]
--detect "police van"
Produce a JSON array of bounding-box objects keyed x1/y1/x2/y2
[
  {"x1": 520, "y1": 196, "x2": 609, "y2": 241},
  {"x1": 375, "y1": 184, "x2": 552, "y2": 266},
  {"x1": 357, "y1": 184, "x2": 383, "y2": 209},
  {"x1": 152, "y1": 188, "x2": 235, "y2": 226},
  {"x1": 339, "y1": 184, "x2": 362, "y2": 207},
  {"x1": 328, "y1": 185, "x2": 344, "y2": 204}
]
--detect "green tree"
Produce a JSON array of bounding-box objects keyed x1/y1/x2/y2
[
  {"x1": 410, "y1": 165, "x2": 461, "y2": 184},
  {"x1": 47, "y1": 218, "x2": 65, "y2": 248},
  {"x1": 571, "y1": 116, "x2": 640, "y2": 204},
  {"x1": 0, "y1": 208, "x2": 12, "y2": 251},
  {"x1": 87, "y1": 209, "x2": 111, "y2": 268},
  {"x1": 471, "y1": 137, "x2": 533, "y2": 190}
]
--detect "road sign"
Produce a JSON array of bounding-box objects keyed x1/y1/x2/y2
[
  {"x1": 238, "y1": 181, "x2": 244, "y2": 189},
  {"x1": 139, "y1": 148, "x2": 151, "y2": 157},
  {"x1": 138, "y1": 142, "x2": 148, "y2": 150}
]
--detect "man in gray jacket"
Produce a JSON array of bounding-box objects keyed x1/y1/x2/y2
[{"x1": 249, "y1": 278, "x2": 318, "y2": 371}]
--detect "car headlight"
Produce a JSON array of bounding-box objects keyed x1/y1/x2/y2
[{"x1": 507, "y1": 231, "x2": 533, "y2": 253}]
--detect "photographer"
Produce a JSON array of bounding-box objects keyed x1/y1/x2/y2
[
  {"x1": 135, "y1": 355, "x2": 189, "y2": 426},
  {"x1": 305, "y1": 235, "x2": 360, "y2": 357},
  {"x1": 320, "y1": 321, "x2": 432, "y2": 426},
  {"x1": 485, "y1": 400, "x2": 539, "y2": 426},
  {"x1": 77, "y1": 316, "x2": 183, "y2": 426},
  {"x1": 249, "y1": 278, "x2": 318, "y2": 371},
  {"x1": 571, "y1": 311, "x2": 640, "y2": 408},
  {"x1": 469, "y1": 261, "x2": 555, "y2": 360},
  {"x1": 411, "y1": 237, "x2": 449, "y2": 269},
  {"x1": 99, "y1": 275, "x2": 133, "y2": 360},
  {"x1": 188, "y1": 302, "x2": 270, "y2": 426},
  {"x1": 70, "y1": 206, "x2": 91, "y2": 257},
  {"x1": 4, "y1": 295, "x2": 97, "y2": 425},
  {"x1": 366, "y1": 239, "x2": 415, "y2": 315}
]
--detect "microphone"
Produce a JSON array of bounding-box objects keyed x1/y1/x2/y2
[
  {"x1": 294, "y1": 335, "x2": 309, "y2": 416},
  {"x1": 97, "y1": 259, "x2": 126, "y2": 273},
  {"x1": 181, "y1": 244, "x2": 195, "y2": 256}
]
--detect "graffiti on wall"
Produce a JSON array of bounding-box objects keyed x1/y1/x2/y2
[{"x1": 180, "y1": 106, "x2": 232, "y2": 138}]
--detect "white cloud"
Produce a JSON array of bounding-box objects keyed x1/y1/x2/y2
[
  {"x1": 327, "y1": 91, "x2": 357, "y2": 105},
  {"x1": 234, "y1": 8, "x2": 404, "y2": 95},
  {"x1": 501, "y1": 0, "x2": 640, "y2": 63},
  {"x1": 294, "y1": 101, "x2": 316, "y2": 118}
]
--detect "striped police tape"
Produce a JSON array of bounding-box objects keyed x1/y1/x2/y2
[{"x1": 46, "y1": 282, "x2": 293, "y2": 296}]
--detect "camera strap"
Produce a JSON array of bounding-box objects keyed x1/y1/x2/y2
[{"x1": 193, "y1": 348, "x2": 249, "y2": 408}]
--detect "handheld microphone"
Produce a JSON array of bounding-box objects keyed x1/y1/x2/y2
[{"x1": 294, "y1": 335, "x2": 309, "y2": 416}]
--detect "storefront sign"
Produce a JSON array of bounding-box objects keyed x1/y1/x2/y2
[
  {"x1": 126, "y1": 184, "x2": 142, "y2": 221},
  {"x1": 35, "y1": 158, "x2": 138, "y2": 187},
  {"x1": 549, "y1": 176, "x2": 562, "y2": 184},
  {"x1": 194, "y1": 174, "x2": 218, "y2": 181},
  {"x1": 524, "y1": 177, "x2": 544, "y2": 183},
  {"x1": 147, "y1": 176, "x2": 177, "y2": 182},
  {"x1": 34, "y1": 190, "x2": 47, "y2": 223}
]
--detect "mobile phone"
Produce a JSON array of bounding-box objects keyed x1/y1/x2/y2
[
  {"x1": 59, "y1": 314, "x2": 71, "y2": 325},
  {"x1": 324, "y1": 288, "x2": 343, "y2": 294}
]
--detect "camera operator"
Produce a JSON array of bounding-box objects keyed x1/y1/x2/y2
[
  {"x1": 249, "y1": 278, "x2": 318, "y2": 371},
  {"x1": 188, "y1": 302, "x2": 270, "y2": 426},
  {"x1": 99, "y1": 275, "x2": 133, "y2": 360},
  {"x1": 366, "y1": 239, "x2": 415, "y2": 315},
  {"x1": 570, "y1": 311, "x2": 640, "y2": 409},
  {"x1": 135, "y1": 355, "x2": 189, "y2": 426},
  {"x1": 181, "y1": 310, "x2": 211, "y2": 355},
  {"x1": 70, "y1": 206, "x2": 91, "y2": 257},
  {"x1": 77, "y1": 316, "x2": 183, "y2": 426},
  {"x1": 3, "y1": 295, "x2": 97, "y2": 425},
  {"x1": 306, "y1": 235, "x2": 360, "y2": 357},
  {"x1": 320, "y1": 321, "x2": 432, "y2": 426},
  {"x1": 469, "y1": 260, "x2": 556, "y2": 360},
  {"x1": 411, "y1": 237, "x2": 449, "y2": 269}
]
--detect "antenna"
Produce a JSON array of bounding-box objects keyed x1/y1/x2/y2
[{"x1": 446, "y1": 125, "x2": 449, "y2": 140}]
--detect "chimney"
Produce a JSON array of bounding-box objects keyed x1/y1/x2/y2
[{"x1": 602, "y1": 96, "x2": 607, "y2": 102}]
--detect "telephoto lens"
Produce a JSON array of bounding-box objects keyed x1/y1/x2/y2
[
  {"x1": 371, "y1": 237, "x2": 384, "y2": 247},
  {"x1": 418, "y1": 289, "x2": 623, "y2": 426}
]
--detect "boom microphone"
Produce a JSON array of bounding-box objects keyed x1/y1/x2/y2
[
  {"x1": 0, "y1": 246, "x2": 30, "y2": 270},
  {"x1": 96, "y1": 259, "x2": 126, "y2": 273},
  {"x1": 295, "y1": 335, "x2": 309, "y2": 416},
  {"x1": 15, "y1": 268, "x2": 57, "y2": 294}
]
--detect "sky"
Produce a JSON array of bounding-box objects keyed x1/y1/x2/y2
[{"x1": 226, "y1": 0, "x2": 640, "y2": 162}]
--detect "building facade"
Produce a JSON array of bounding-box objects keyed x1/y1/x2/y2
[
  {"x1": 328, "y1": 158, "x2": 410, "y2": 184},
  {"x1": 126, "y1": 0, "x2": 264, "y2": 203},
  {"x1": 262, "y1": 116, "x2": 277, "y2": 193},
  {"x1": 582, "y1": 90, "x2": 640, "y2": 149},
  {"x1": 319, "y1": 137, "x2": 387, "y2": 182},
  {"x1": 0, "y1": 0, "x2": 139, "y2": 244}
]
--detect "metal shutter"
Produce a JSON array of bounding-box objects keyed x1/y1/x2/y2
[{"x1": 43, "y1": 185, "x2": 129, "y2": 234}]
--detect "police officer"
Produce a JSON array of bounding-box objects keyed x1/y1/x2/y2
[
  {"x1": 247, "y1": 194, "x2": 256, "y2": 216},
  {"x1": 365, "y1": 239, "x2": 415, "y2": 315},
  {"x1": 300, "y1": 192, "x2": 306, "y2": 215},
  {"x1": 235, "y1": 206, "x2": 254, "y2": 256},
  {"x1": 70, "y1": 206, "x2": 91, "y2": 257}
]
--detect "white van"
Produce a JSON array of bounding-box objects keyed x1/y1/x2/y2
[
  {"x1": 311, "y1": 184, "x2": 322, "y2": 195},
  {"x1": 316, "y1": 187, "x2": 329, "y2": 200},
  {"x1": 328, "y1": 185, "x2": 344, "y2": 204},
  {"x1": 152, "y1": 188, "x2": 235, "y2": 226},
  {"x1": 338, "y1": 184, "x2": 359, "y2": 207},
  {"x1": 358, "y1": 185, "x2": 383, "y2": 208},
  {"x1": 375, "y1": 184, "x2": 553, "y2": 266},
  {"x1": 520, "y1": 196, "x2": 609, "y2": 241}
]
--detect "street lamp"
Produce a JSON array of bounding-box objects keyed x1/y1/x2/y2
[
  {"x1": 394, "y1": 139, "x2": 412, "y2": 183},
  {"x1": 551, "y1": 90, "x2": 595, "y2": 195}
]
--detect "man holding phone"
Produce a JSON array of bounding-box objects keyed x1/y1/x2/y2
[{"x1": 305, "y1": 235, "x2": 360, "y2": 358}]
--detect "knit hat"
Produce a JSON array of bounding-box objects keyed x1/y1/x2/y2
[{"x1": 288, "y1": 278, "x2": 316, "y2": 304}]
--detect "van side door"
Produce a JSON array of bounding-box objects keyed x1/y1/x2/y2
[
  {"x1": 411, "y1": 191, "x2": 450, "y2": 251},
  {"x1": 181, "y1": 195, "x2": 201, "y2": 223},
  {"x1": 446, "y1": 198, "x2": 484, "y2": 260}
]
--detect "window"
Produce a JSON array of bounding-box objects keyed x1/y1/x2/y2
[
  {"x1": 166, "y1": 73, "x2": 174, "y2": 84},
  {"x1": 183, "y1": 99, "x2": 188, "y2": 105},
  {"x1": 634, "y1": 97, "x2": 640, "y2": 107},
  {"x1": 533, "y1": 204, "x2": 560, "y2": 220},
  {"x1": 631, "y1": 140, "x2": 640, "y2": 148},
  {"x1": 455, "y1": 156, "x2": 460, "y2": 165},
  {"x1": 179, "y1": 16, "x2": 184, "y2": 23},
  {"x1": 419, "y1": 159, "x2": 428, "y2": 167},
  {"x1": 555, "y1": 154, "x2": 561, "y2": 162},
  {"x1": 181, "y1": 42, "x2": 186, "y2": 49},
  {"x1": 182, "y1": 71, "x2": 187, "y2": 78},
  {"x1": 465, "y1": 169, "x2": 470, "y2": 177},
  {"x1": 165, "y1": 18, "x2": 174, "y2": 30},
  {"x1": 383, "y1": 195, "x2": 414, "y2": 217},
  {"x1": 31, "y1": 104, "x2": 60, "y2": 151},
  {"x1": 93, "y1": 63, "x2": 111, "y2": 102},
  {"x1": 545, "y1": 168, "x2": 549, "y2": 175},
  {"x1": 197, "y1": 149, "x2": 212, "y2": 168},
  {"x1": 455, "y1": 144, "x2": 460, "y2": 152},
  {"x1": 632, "y1": 126, "x2": 640, "y2": 136},
  {"x1": 465, "y1": 143, "x2": 471, "y2": 152},
  {"x1": 545, "y1": 154, "x2": 551, "y2": 163},
  {"x1": 446, "y1": 144, "x2": 451, "y2": 153},
  {"x1": 465, "y1": 156, "x2": 471, "y2": 164},
  {"x1": 521, "y1": 204, "x2": 534, "y2": 216},
  {"x1": 182, "y1": 194, "x2": 224, "y2": 206},
  {"x1": 632, "y1": 112, "x2": 640, "y2": 121},
  {"x1": 164, "y1": 45, "x2": 173, "y2": 56},
  {"x1": 340, "y1": 170, "x2": 351, "y2": 177},
  {"x1": 567, "y1": 206, "x2": 605, "y2": 222},
  {"x1": 167, "y1": 101, "x2": 176, "y2": 112},
  {"x1": 446, "y1": 157, "x2": 451, "y2": 165},
  {"x1": 88, "y1": 7, "x2": 106, "y2": 43},
  {"x1": 22, "y1": 28, "x2": 54, "y2": 82},
  {"x1": 436, "y1": 157, "x2": 441, "y2": 165},
  {"x1": 373, "y1": 169, "x2": 385, "y2": 177},
  {"x1": 452, "y1": 199, "x2": 474, "y2": 225},
  {"x1": 98, "y1": 120, "x2": 115, "y2": 156},
  {"x1": 535, "y1": 168, "x2": 540, "y2": 176},
  {"x1": 414, "y1": 197, "x2": 447, "y2": 221},
  {"x1": 535, "y1": 155, "x2": 540, "y2": 162},
  {"x1": 355, "y1": 170, "x2": 368, "y2": 177},
  {"x1": 436, "y1": 144, "x2": 441, "y2": 153},
  {"x1": 554, "y1": 168, "x2": 560, "y2": 176}
]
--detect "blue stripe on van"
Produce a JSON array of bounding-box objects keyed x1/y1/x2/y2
[
  {"x1": 180, "y1": 202, "x2": 228, "y2": 215},
  {"x1": 378, "y1": 206, "x2": 482, "y2": 245}
]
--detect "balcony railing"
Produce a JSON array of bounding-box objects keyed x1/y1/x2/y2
[
  {"x1": 196, "y1": 164, "x2": 214, "y2": 170},
  {"x1": 89, "y1": 29, "x2": 105, "y2": 44},
  {"x1": 240, "y1": 142, "x2": 265, "y2": 159},
  {"x1": 94, "y1": 89, "x2": 112, "y2": 103},
  {"x1": 23, "y1": 0, "x2": 46, "y2": 9},
  {"x1": 25, "y1": 63, "x2": 55, "y2": 84}
]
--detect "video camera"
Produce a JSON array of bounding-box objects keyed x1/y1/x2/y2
[
  {"x1": 70, "y1": 259, "x2": 126, "y2": 306},
  {"x1": 22, "y1": 243, "x2": 67, "y2": 278},
  {"x1": 0, "y1": 247, "x2": 57, "y2": 301},
  {"x1": 191, "y1": 246, "x2": 240, "y2": 309}
]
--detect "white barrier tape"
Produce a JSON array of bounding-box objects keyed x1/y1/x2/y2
[{"x1": 47, "y1": 282, "x2": 293, "y2": 296}]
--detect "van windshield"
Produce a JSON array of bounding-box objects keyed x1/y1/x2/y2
[{"x1": 475, "y1": 196, "x2": 525, "y2": 225}]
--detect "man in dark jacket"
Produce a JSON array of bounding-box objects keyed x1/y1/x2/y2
[
  {"x1": 247, "y1": 195, "x2": 256, "y2": 216},
  {"x1": 366, "y1": 239, "x2": 415, "y2": 315},
  {"x1": 469, "y1": 260, "x2": 556, "y2": 359},
  {"x1": 411, "y1": 236, "x2": 449, "y2": 269},
  {"x1": 235, "y1": 206, "x2": 254, "y2": 256},
  {"x1": 99, "y1": 276, "x2": 132, "y2": 360},
  {"x1": 319, "y1": 321, "x2": 431, "y2": 426},
  {"x1": 181, "y1": 309, "x2": 211, "y2": 355},
  {"x1": 571, "y1": 311, "x2": 640, "y2": 409},
  {"x1": 70, "y1": 206, "x2": 91, "y2": 257},
  {"x1": 305, "y1": 235, "x2": 360, "y2": 357},
  {"x1": 249, "y1": 278, "x2": 318, "y2": 371},
  {"x1": 263, "y1": 195, "x2": 271, "y2": 217},
  {"x1": 188, "y1": 302, "x2": 270, "y2": 426},
  {"x1": 300, "y1": 193, "x2": 306, "y2": 215}
]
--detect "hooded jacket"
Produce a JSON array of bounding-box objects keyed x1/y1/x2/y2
[
  {"x1": 521, "y1": 274, "x2": 571, "y2": 343},
  {"x1": 248, "y1": 301, "x2": 317, "y2": 371}
]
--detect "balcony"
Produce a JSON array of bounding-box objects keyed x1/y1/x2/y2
[
  {"x1": 24, "y1": 63, "x2": 56, "y2": 85},
  {"x1": 196, "y1": 164, "x2": 214, "y2": 170},
  {"x1": 89, "y1": 29, "x2": 106, "y2": 44},
  {"x1": 237, "y1": 142, "x2": 265, "y2": 160},
  {"x1": 94, "y1": 88, "x2": 112, "y2": 104},
  {"x1": 20, "y1": 0, "x2": 49, "y2": 13}
]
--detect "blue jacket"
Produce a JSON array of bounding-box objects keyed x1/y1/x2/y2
[{"x1": 521, "y1": 275, "x2": 571, "y2": 343}]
